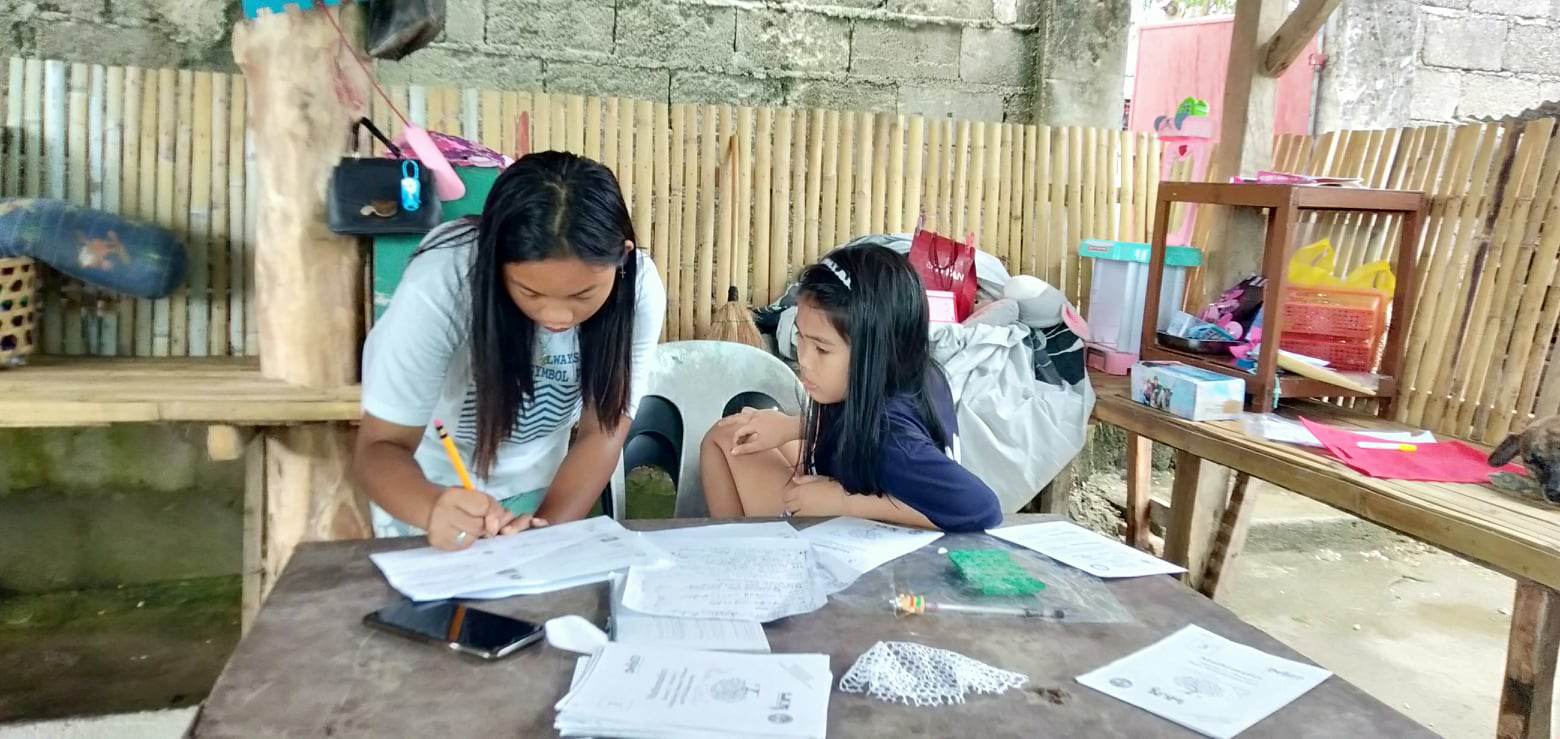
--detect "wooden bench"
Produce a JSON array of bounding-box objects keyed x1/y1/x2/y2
[
  {"x1": 1091, "y1": 376, "x2": 1560, "y2": 739},
  {"x1": 0, "y1": 355, "x2": 362, "y2": 630}
]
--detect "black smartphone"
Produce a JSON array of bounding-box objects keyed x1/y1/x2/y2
[{"x1": 363, "y1": 600, "x2": 544, "y2": 660}]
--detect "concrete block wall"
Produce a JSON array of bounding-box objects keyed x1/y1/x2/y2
[
  {"x1": 1318, "y1": 0, "x2": 1560, "y2": 130},
  {"x1": 1, "y1": 1, "x2": 1130, "y2": 127}
]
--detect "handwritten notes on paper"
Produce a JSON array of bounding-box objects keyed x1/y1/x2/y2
[
  {"x1": 799, "y1": 517, "x2": 944, "y2": 593},
  {"x1": 1077, "y1": 625, "x2": 1332, "y2": 739},
  {"x1": 369, "y1": 517, "x2": 668, "y2": 601},
  {"x1": 622, "y1": 537, "x2": 826, "y2": 623},
  {"x1": 989, "y1": 521, "x2": 1185, "y2": 579}
]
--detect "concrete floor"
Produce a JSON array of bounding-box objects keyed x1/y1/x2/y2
[{"x1": 1216, "y1": 481, "x2": 1559, "y2": 739}]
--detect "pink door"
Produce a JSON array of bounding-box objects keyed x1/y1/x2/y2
[{"x1": 1129, "y1": 17, "x2": 1319, "y2": 140}]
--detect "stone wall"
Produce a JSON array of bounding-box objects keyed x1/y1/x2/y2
[
  {"x1": 1317, "y1": 0, "x2": 1560, "y2": 130},
  {"x1": 2, "y1": 0, "x2": 1131, "y2": 127}
]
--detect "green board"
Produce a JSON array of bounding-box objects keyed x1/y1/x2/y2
[{"x1": 371, "y1": 166, "x2": 500, "y2": 321}]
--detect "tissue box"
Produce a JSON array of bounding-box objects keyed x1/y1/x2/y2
[{"x1": 1130, "y1": 361, "x2": 1244, "y2": 421}]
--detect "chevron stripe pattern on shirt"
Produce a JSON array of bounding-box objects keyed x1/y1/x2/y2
[{"x1": 454, "y1": 345, "x2": 582, "y2": 446}]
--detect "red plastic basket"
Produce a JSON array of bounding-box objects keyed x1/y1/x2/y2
[
  {"x1": 1280, "y1": 286, "x2": 1387, "y2": 342},
  {"x1": 1278, "y1": 333, "x2": 1375, "y2": 372}
]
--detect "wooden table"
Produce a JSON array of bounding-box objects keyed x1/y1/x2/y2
[
  {"x1": 190, "y1": 516, "x2": 1429, "y2": 738},
  {"x1": 1093, "y1": 376, "x2": 1560, "y2": 738}
]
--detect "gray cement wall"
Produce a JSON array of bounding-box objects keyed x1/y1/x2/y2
[
  {"x1": 1317, "y1": 0, "x2": 1560, "y2": 130},
  {"x1": 1, "y1": 0, "x2": 1130, "y2": 127}
]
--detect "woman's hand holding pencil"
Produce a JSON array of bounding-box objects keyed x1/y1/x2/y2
[{"x1": 427, "y1": 420, "x2": 548, "y2": 550}]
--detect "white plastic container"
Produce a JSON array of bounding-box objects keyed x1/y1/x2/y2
[{"x1": 1079, "y1": 239, "x2": 1203, "y2": 355}]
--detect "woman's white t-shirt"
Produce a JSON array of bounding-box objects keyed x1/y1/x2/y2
[{"x1": 361, "y1": 220, "x2": 665, "y2": 534}]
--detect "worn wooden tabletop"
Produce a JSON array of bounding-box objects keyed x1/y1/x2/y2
[{"x1": 191, "y1": 516, "x2": 1429, "y2": 738}]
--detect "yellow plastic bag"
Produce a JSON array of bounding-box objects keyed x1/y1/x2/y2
[
  {"x1": 1287, "y1": 238, "x2": 1342, "y2": 288},
  {"x1": 1286, "y1": 237, "x2": 1396, "y2": 294},
  {"x1": 1343, "y1": 261, "x2": 1396, "y2": 295}
]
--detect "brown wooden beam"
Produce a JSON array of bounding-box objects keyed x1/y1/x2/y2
[
  {"x1": 1258, "y1": 0, "x2": 1341, "y2": 78},
  {"x1": 233, "y1": 6, "x2": 373, "y2": 604},
  {"x1": 1498, "y1": 580, "x2": 1560, "y2": 739}
]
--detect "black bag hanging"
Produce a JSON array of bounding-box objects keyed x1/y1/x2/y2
[
  {"x1": 365, "y1": 0, "x2": 446, "y2": 61},
  {"x1": 327, "y1": 118, "x2": 441, "y2": 236}
]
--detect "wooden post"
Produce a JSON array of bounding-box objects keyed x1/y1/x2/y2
[
  {"x1": 1498, "y1": 581, "x2": 1560, "y2": 739},
  {"x1": 233, "y1": 6, "x2": 372, "y2": 600},
  {"x1": 1164, "y1": 450, "x2": 1233, "y2": 593},
  {"x1": 1200, "y1": 0, "x2": 1335, "y2": 304},
  {"x1": 1199, "y1": 472, "x2": 1255, "y2": 601},
  {"x1": 1125, "y1": 432, "x2": 1154, "y2": 550}
]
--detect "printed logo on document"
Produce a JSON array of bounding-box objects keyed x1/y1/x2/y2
[
  {"x1": 768, "y1": 691, "x2": 794, "y2": 724},
  {"x1": 624, "y1": 656, "x2": 642, "y2": 674},
  {"x1": 711, "y1": 678, "x2": 760, "y2": 703}
]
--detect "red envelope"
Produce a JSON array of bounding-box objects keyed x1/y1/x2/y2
[{"x1": 1299, "y1": 417, "x2": 1527, "y2": 484}]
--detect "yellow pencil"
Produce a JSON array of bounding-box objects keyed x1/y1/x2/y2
[{"x1": 433, "y1": 419, "x2": 476, "y2": 490}]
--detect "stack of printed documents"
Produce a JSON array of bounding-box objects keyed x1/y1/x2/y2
[{"x1": 556, "y1": 644, "x2": 831, "y2": 739}]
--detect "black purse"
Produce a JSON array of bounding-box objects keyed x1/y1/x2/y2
[{"x1": 327, "y1": 118, "x2": 441, "y2": 236}]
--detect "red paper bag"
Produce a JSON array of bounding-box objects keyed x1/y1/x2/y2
[{"x1": 909, "y1": 228, "x2": 978, "y2": 322}]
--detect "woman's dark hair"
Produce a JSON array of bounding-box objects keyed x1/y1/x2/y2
[
  {"x1": 465, "y1": 151, "x2": 637, "y2": 476},
  {"x1": 796, "y1": 243, "x2": 948, "y2": 494}
]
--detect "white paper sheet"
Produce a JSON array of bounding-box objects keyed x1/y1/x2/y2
[
  {"x1": 555, "y1": 644, "x2": 831, "y2": 739},
  {"x1": 988, "y1": 521, "x2": 1185, "y2": 578},
  {"x1": 1244, "y1": 413, "x2": 1435, "y2": 448},
  {"x1": 644, "y1": 521, "x2": 800, "y2": 544},
  {"x1": 1077, "y1": 625, "x2": 1332, "y2": 739},
  {"x1": 799, "y1": 517, "x2": 943, "y2": 593},
  {"x1": 369, "y1": 517, "x2": 668, "y2": 601},
  {"x1": 622, "y1": 537, "x2": 826, "y2": 623},
  {"x1": 611, "y1": 573, "x2": 770, "y2": 653}
]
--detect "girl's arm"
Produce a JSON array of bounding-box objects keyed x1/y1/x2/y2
[
  {"x1": 535, "y1": 405, "x2": 630, "y2": 523},
  {"x1": 845, "y1": 492, "x2": 936, "y2": 529},
  {"x1": 784, "y1": 476, "x2": 936, "y2": 529},
  {"x1": 353, "y1": 414, "x2": 517, "y2": 549}
]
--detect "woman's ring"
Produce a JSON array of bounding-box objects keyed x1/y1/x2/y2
[{"x1": 456, "y1": 530, "x2": 469, "y2": 544}]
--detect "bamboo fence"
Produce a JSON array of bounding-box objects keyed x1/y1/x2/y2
[{"x1": 1, "y1": 56, "x2": 1162, "y2": 358}]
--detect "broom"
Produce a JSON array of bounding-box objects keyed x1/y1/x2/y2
[{"x1": 706, "y1": 285, "x2": 766, "y2": 350}]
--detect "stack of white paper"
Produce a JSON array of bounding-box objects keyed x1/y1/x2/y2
[
  {"x1": 989, "y1": 521, "x2": 1185, "y2": 579},
  {"x1": 610, "y1": 573, "x2": 771, "y2": 653},
  {"x1": 799, "y1": 517, "x2": 944, "y2": 593},
  {"x1": 623, "y1": 536, "x2": 827, "y2": 622},
  {"x1": 1077, "y1": 625, "x2": 1332, "y2": 738},
  {"x1": 555, "y1": 644, "x2": 831, "y2": 739},
  {"x1": 369, "y1": 517, "x2": 669, "y2": 601}
]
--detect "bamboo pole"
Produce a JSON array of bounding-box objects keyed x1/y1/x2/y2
[
  {"x1": 170, "y1": 70, "x2": 193, "y2": 356},
  {"x1": 188, "y1": 71, "x2": 213, "y2": 358},
  {"x1": 152, "y1": 68, "x2": 176, "y2": 357},
  {"x1": 787, "y1": 108, "x2": 808, "y2": 283},
  {"x1": 753, "y1": 107, "x2": 773, "y2": 304},
  {"x1": 1000, "y1": 123, "x2": 1019, "y2": 268},
  {"x1": 697, "y1": 105, "x2": 719, "y2": 337},
  {"x1": 818, "y1": 110, "x2": 840, "y2": 261},
  {"x1": 1066, "y1": 127, "x2": 1085, "y2": 301},
  {"x1": 735, "y1": 106, "x2": 755, "y2": 301},
  {"x1": 479, "y1": 89, "x2": 503, "y2": 152},
  {"x1": 64, "y1": 63, "x2": 88, "y2": 355},
  {"x1": 667, "y1": 104, "x2": 688, "y2": 340},
  {"x1": 717, "y1": 132, "x2": 738, "y2": 328},
  {"x1": 1514, "y1": 131, "x2": 1560, "y2": 420},
  {"x1": 983, "y1": 120, "x2": 1002, "y2": 250},
  {"x1": 87, "y1": 65, "x2": 108, "y2": 354},
  {"x1": 584, "y1": 96, "x2": 602, "y2": 161},
  {"x1": 769, "y1": 107, "x2": 792, "y2": 301},
  {"x1": 461, "y1": 88, "x2": 479, "y2": 142},
  {"x1": 968, "y1": 121, "x2": 986, "y2": 243},
  {"x1": 952, "y1": 120, "x2": 971, "y2": 238},
  {"x1": 209, "y1": 74, "x2": 230, "y2": 357},
  {"x1": 887, "y1": 114, "x2": 906, "y2": 233},
  {"x1": 677, "y1": 104, "x2": 700, "y2": 340},
  {"x1": 135, "y1": 65, "x2": 157, "y2": 356},
  {"x1": 617, "y1": 97, "x2": 635, "y2": 208},
  {"x1": 500, "y1": 91, "x2": 519, "y2": 161},
  {"x1": 602, "y1": 96, "x2": 619, "y2": 174},
  {"x1": 40, "y1": 60, "x2": 65, "y2": 354},
  {"x1": 835, "y1": 110, "x2": 855, "y2": 246},
  {"x1": 856, "y1": 111, "x2": 876, "y2": 236},
  {"x1": 633, "y1": 99, "x2": 655, "y2": 268},
  {"x1": 803, "y1": 109, "x2": 825, "y2": 265},
  {"x1": 1020, "y1": 125, "x2": 1039, "y2": 279},
  {"x1": 652, "y1": 102, "x2": 672, "y2": 333},
  {"x1": 106, "y1": 66, "x2": 131, "y2": 355},
  {"x1": 21, "y1": 59, "x2": 42, "y2": 200},
  {"x1": 567, "y1": 94, "x2": 586, "y2": 155},
  {"x1": 532, "y1": 91, "x2": 552, "y2": 153},
  {"x1": 229, "y1": 76, "x2": 248, "y2": 355},
  {"x1": 1, "y1": 59, "x2": 22, "y2": 196},
  {"x1": 551, "y1": 93, "x2": 567, "y2": 153},
  {"x1": 924, "y1": 119, "x2": 944, "y2": 233},
  {"x1": 904, "y1": 116, "x2": 924, "y2": 231}
]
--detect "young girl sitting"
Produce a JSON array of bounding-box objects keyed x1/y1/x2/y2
[{"x1": 700, "y1": 244, "x2": 1003, "y2": 532}]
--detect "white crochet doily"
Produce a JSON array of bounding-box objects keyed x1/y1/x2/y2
[{"x1": 837, "y1": 641, "x2": 1029, "y2": 707}]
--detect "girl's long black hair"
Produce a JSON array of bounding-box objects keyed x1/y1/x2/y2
[
  {"x1": 796, "y1": 244, "x2": 948, "y2": 494},
  {"x1": 462, "y1": 151, "x2": 637, "y2": 476}
]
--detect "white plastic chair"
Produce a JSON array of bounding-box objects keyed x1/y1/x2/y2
[{"x1": 604, "y1": 340, "x2": 804, "y2": 519}]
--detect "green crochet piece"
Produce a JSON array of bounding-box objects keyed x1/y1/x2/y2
[{"x1": 948, "y1": 549, "x2": 1047, "y2": 596}]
